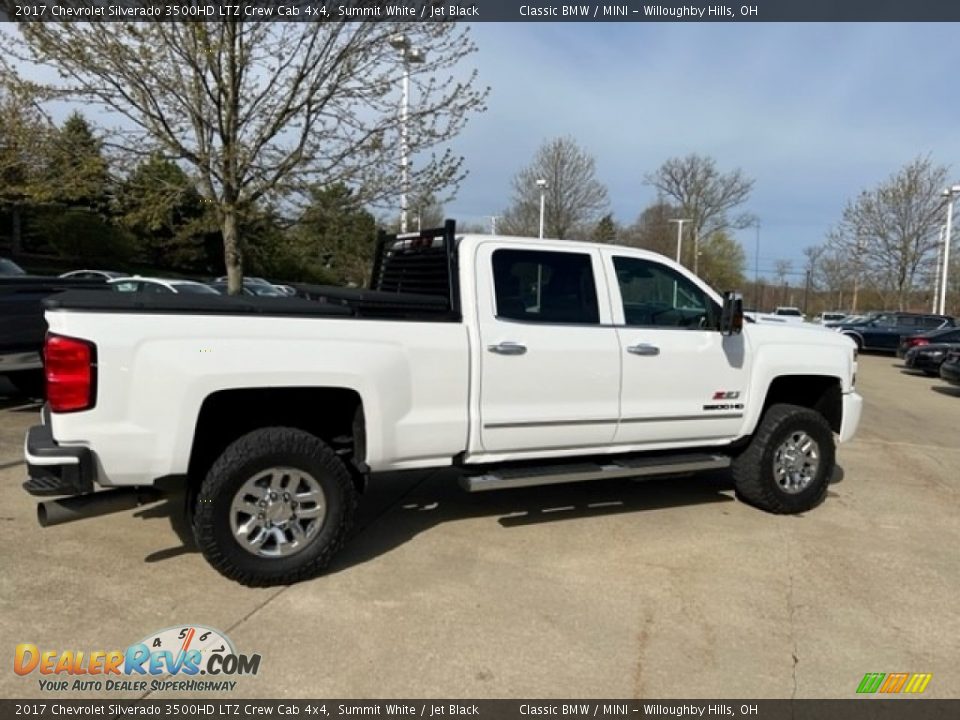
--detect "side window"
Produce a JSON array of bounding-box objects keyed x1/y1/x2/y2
[
  {"x1": 896, "y1": 316, "x2": 919, "y2": 328},
  {"x1": 613, "y1": 256, "x2": 714, "y2": 329},
  {"x1": 492, "y1": 249, "x2": 599, "y2": 325},
  {"x1": 141, "y1": 282, "x2": 173, "y2": 295},
  {"x1": 112, "y1": 281, "x2": 139, "y2": 293},
  {"x1": 922, "y1": 316, "x2": 945, "y2": 328}
]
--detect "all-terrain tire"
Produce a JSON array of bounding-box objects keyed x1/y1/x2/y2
[
  {"x1": 193, "y1": 427, "x2": 357, "y2": 586},
  {"x1": 732, "y1": 403, "x2": 835, "y2": 514}
]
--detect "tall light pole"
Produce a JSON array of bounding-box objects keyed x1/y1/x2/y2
[
  {"x1": 932, "y1": 225, "x2": 944, "y2": 313},
  {"x1": 668, "y1": 218, "x2": 691, "y2": 264},
  {"x1": 752, "y1": 219, "x2": 761, "y2": 310},
  {"x1": 389, "y1": 34, "x2": 425, "y2": 234},
  {"x1": 536, "y1": 178, "x2": 548, "y2": 239},
  {"x1": 939, "y1": 185, "x2": 960, "y2": 316}
]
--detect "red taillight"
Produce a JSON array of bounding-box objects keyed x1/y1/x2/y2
[
  {"x1": 44, "y1": 334, "x2": 96, "y2": 413},
  {"x1": 909, "y1": 338, "x2": 930, "y2": 347}
]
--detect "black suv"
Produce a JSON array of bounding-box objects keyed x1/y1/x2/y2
[{"x1": 834, "y1": 312, "x2": 955, "y2": 352}]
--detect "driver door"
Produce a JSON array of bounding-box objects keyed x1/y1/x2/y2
[{"x1": 603, "y1": 251, "x2": 749, "y2": 445}]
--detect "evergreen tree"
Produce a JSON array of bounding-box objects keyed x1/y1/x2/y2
[
  {"x1": 295, "y1": 183, "x2": 378, "y2": 286},
  {"x1": 41, "y1": 112, "x2": 110, "y2": 211},
  {"x1": 592, "y1": 213, "x2": 618, "y2": 244}
]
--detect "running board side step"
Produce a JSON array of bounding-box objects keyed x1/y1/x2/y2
[{"x1": 459, "y1": 453, "x2": 730, "y2": 493}]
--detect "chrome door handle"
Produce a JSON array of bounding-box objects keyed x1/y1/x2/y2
[
  {"x1": 626, "y1": 343, "x2": 660, "y2": 356},
  {"x1": 488, "y1": 341, "x2": 527, "y2": 355}
]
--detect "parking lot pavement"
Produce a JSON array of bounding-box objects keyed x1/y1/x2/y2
[{"x1": 1, "y1": 354, "x2": 958, "y2": 699}]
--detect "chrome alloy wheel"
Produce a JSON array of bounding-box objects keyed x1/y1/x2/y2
[
  {"x1": 772, "y1": 431, "x2": 821, "y2": 494},
  {"x1": 229, "y1": 467, "x2": 327, "y2": 558}
]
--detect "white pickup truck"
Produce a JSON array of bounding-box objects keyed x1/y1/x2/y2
[{"x1": 24, "y1": 222, "x2": 862, "y2": 586}]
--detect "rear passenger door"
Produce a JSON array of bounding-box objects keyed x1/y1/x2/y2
[{"x1": 476, "y1": 244, "x2": 621, "y2": 454}]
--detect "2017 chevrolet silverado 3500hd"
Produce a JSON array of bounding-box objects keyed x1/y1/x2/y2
[{"x1": 23, "y1": 222, "x2": 862, "y2": 586}]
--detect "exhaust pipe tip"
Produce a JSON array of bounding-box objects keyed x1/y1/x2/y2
[
  {"x1": 37, "y1": 487, "x2": 163, "y2": 528},
  {"x1": 37, "y1": 503, "x2": 50, "y2": 528}
]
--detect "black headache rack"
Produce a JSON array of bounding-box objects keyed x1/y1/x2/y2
[{"x1": 292, "y1": 219, "x2": 461, "y2": 321}]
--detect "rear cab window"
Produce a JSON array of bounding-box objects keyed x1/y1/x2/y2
[{"x1": 492, "y1": 249, "x2": 600, "y2": 325}]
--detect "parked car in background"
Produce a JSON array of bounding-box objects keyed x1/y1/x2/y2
[
  {"x1": 897, "y1": 326, "x2": 960, "y2": 358},
  {"x1": 904, "y1": 342, "x2": 960, "y2": 376},
  {"x1": 813, "y1": 311, "x2": 847, "y2": 324},
  {"x1": 59, "y1": 270, "x2": 125, "y2": 281},
  {"x1": 1, "y1": 258, "x2": 27, "y2": 276},
  {"x1": 773, "y1": 306, "x2": 805, "y2": 322},
  {"x1": 1, "y1": 273, "x2": 108, "y2": 397},
  {"x1": 208, "y1": 280, "x2": 286, "y2": 297},
  {"x1": 834, "y1": 312, "x2": 955, "y2": 352},
  {"x1": 109, "y1": 277, "x2": 221, "y2": 295},
  {"x1": 825, "y1": 311, "x2": 882, "y2": 328},
  {"x1": 939, "y1": 349, "x2": 960, "y2": 386}
]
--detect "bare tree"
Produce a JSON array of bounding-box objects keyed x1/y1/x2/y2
[
  {"x1": 2, "y1": 22, "x2": 488, "y2": 292},
  {"x1": 645, "y1": 153, "x2": 755, "y2": 240},
  {"x1": 619, "y1": 200, "x2": 680, "y2": 257},
  {"x1": 826, "y1": 156, "x2": 948, "y2": 310},
  {"x1": 500, "y1": 136, "x2": 609, "y2": 239}
]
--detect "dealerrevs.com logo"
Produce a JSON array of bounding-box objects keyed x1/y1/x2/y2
[{"x1": 14, "y1": 625, "x2": 261, "y2": 693}]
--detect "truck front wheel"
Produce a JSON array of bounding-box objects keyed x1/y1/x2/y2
[
  {"x1": 193, "y1": 427, "x2": 357, "y2": 586},
  {"x1": 732, "y1": 403, "x2": 835, "y2": 514}
]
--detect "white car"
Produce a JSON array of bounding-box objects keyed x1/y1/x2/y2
[
  {"x1": 109, "y1": 277, "x2": 221, "y2": 295},
  {"x1": 773, "y1": 307, "x2": 807, "y2": 323},
  {"x1": 25, "y1": 224, "x2": 861, "y2": 586}
]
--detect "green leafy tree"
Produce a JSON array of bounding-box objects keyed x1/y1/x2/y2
[
  {"x1": 697, "y1": 231, "x2": 746, "y2": 290},
  {"x1": 35, "y1": 206, "x2": 134, "y2": 264},
  {"x1": 0, "y1": 84, "x2": 50, "y2": 253},
  {"x1": 116, "y1": 153, "x2": 214, "y2": 269}
]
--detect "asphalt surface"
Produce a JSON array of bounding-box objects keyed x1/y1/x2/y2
[{"x1": 0, "y1": 356, "x2": 958, "y2": 699}]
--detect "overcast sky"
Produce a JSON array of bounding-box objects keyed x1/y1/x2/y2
[{"x1": 448, "y1": 22, "x2": 960, "y2": 278}]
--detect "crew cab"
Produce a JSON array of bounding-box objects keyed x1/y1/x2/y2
[{"x1": 23, "y1": 223, "x2": 862, "y2": 586}]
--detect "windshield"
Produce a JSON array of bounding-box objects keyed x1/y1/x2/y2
[{"x1": 0, "y1": 258, "x2": 26, "y2": 276}]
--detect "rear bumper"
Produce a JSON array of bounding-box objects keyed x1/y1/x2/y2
[
  {"x1": 23, "y1": 416, "x2": 95, "y2": 497},
  {"x1": 838, "y1": 392, "x2": 863, "y2": 444},
  {"x1": 0, "y1": 350, "x2": 42, "y2": 373}
]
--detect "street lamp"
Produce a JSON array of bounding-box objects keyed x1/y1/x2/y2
[
  {"x1": 536, "y1": 178, "x2": 548, "y2": 239},
  {"x1": 939, "y1": 185, "x2": 960, "y2": 316},
  {"x1": 932, "y1": 225, "x2": 945, "y2": 313},
  {"x1": 751, "y1": 219, "x2": 761, "y2": 310},
  {"x1": 389, "y1": 34, "x2": 426, "y2": 234},
  {"x1": 668, "y1": 218, "x2": 691, "y2": 264}
]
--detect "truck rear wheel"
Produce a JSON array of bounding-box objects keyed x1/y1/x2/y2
[
  {"x1": 732, "y1": 403, "x2": 834, "y2": 514},
  {"x1": 193, "y1": 427, "x2": 357, "y2": 586}
]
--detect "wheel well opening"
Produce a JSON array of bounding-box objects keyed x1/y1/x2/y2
[
  {"x1": 762, "y1": 375, "x2": 842, "y2": 434},
  {"x1": 187, "y1": 387, "x2": 364, "y2": 493}
]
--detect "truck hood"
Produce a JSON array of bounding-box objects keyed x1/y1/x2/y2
[{"x1": 744, "y1": 321, "x2": 856, "y2": 350}]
